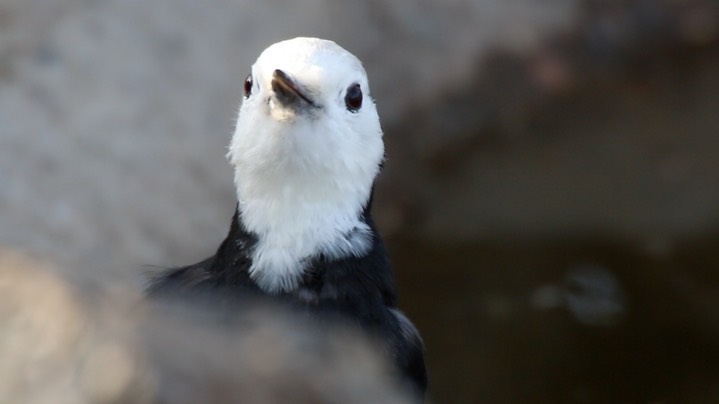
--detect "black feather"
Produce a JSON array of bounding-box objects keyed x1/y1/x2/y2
[{"x1": 148, "y1": 197, "x2": 427, "y2": 398}]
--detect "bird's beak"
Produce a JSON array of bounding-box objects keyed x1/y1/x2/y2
[{"x1": 271, "y1": 69, "x2": 316, "y2": 108}]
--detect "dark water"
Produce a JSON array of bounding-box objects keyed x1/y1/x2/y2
[{"x1": 390, "y1": 237, "x2": 719, "y2": 403}]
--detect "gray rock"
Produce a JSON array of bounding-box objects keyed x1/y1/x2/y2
[
  {"x1": 0, "y1": 0, "x2": 577, "y2": 281},
  {"x1": 0, "y1": 248, "x2": 413, "y2": 403}
]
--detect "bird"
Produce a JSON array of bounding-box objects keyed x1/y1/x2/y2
[{"x1": 147, "y1": 37, "x2": 427, "y2": 398}]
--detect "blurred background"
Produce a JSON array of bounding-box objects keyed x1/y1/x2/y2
[{"x1": 1, "y1": 0, "x2": 719, "y2": 402}]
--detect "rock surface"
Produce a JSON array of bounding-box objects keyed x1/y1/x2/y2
[
  {"x1": 0, "y1": 0, "x2": 578, "y2": 280},
  {"x1": 0, "y1": 249, "x2": 413, "y2": 403}
]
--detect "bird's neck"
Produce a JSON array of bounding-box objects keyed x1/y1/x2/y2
[{"x1": 234, "y1": 177, "x2": 375, "y2": 294}]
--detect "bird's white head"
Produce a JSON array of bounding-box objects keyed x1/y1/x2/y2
[{"x1": 228, "y1": 37, "x2": 384, "y2": 293}]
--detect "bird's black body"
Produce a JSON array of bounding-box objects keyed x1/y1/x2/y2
[{"x1": 148, "y1": 200, "x2": 428, "y2": 398}]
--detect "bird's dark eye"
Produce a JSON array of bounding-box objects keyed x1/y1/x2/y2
[
  {"x1": 344, "y1": 83, "x2": 362, "y2": 112},
  {"x1": 244, "y1": 74, "x2": 253, "y2": 98}
]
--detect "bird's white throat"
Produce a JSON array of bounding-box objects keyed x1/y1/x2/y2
[{"x1": 228, "y1": 37, "x2": 384, "y2": 293}]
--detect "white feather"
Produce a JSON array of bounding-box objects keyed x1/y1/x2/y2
[{"x1": 227, "y1": 37, "x2": 384, "y2": 293}]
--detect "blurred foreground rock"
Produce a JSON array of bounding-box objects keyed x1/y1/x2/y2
[{"x1": 0, "y1": 249, "x2": 413, "y2": 403}]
